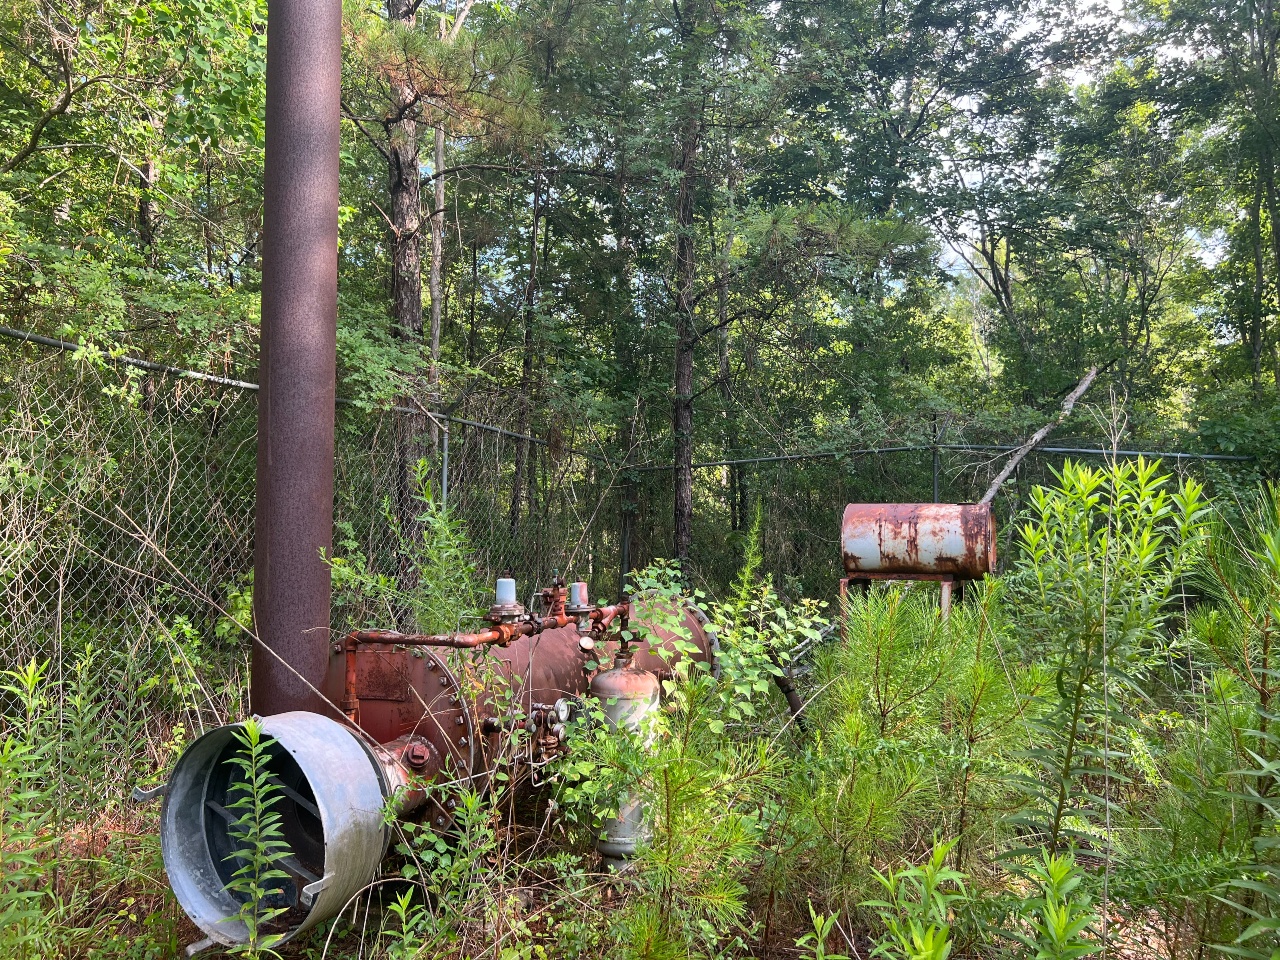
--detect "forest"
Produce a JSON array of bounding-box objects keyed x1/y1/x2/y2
[{"x1": 4, "y1": 0, "x2": 1280, "y2": 956}]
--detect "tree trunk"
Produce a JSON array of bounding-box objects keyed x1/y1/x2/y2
[
  {"x1": 673, "y1": 110, "x2": 699, "y2": 566},
  {"x1": 713, "y1": 200, "x2": 737, "y2": 530},
  {"x1": 671, "y1": 1, "x2": 705, "y2": 566},
  {"x1": 388, "y1": 0, "x2": 422, "y2": 342},
  {"x1": 468, "y1": 239, "x2": 479, "y2": 365},
  {"x1": 1250, "y1": 175, "x2": 1265, "y2": 393},
  {"x1": 387, "y1": 0, "x2": 425, "y2": 627},
  {"x1": 509, "y1": 177, "x2": 543, "y2": 539},
  {"x1": 138, "y1": 157, "x2": 156, "y2": 262},
  {"x1": 428, "y1": 122, "x2": 446, "y2": 445}
]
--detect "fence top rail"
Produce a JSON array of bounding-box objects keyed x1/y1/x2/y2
[
  {"x1": 1, "y1": 324, "x2": 1254, "y2": 468},
  {"x1": 0, "y1": 323, "x2": 263, "y2": 392},
  {"x1": 631, "y1": 443, "x2": 1254, "y2": 471},
  {"x1": 0, "y1": 323, "x2": 617, "y2": 462},
  {"x1": 937, "y1": 443, "x2": 1253, "y2": 462}
]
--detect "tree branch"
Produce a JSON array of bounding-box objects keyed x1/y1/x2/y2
[
  {"x1": 341, "y1": 100, "x2": 391, "y2": 162},
  {"x1": 1, "y1": 73, "x2": 112, "y2": 176},
  {"x1": 445, "y1": 0, "x2": 480, "y2": 42},
  {"x1": 422, "y1": 162, "x2": 616, "y2": 184},
  {"x1": 979, "y1": 366, "x2": 1099, "y2": 506}
]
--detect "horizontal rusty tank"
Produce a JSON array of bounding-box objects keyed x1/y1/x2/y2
[{"x1": 841, "y1": 503, "x2": 996, "y2": 579}]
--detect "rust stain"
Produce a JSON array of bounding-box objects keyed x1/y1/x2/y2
[{"x1": 841, "y1": 503, "x2": 995, "y2": 578}]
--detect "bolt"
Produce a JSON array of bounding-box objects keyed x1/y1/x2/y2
[
  {"x1": 435, "y1": 816, "x2": 446, "y2": 827},
  {"x1": 459, "y1": 737, "x2": 469, "y2": 747},
  {"x1": 439, "y1": 675, "x2": 448, "y2": 686},
  {"x1": 426, "y1": 660, "x2": 436, "y2": 670},
  {"x1": 446, "y1": 798, "x2": 457, "y2": 810},
  {"x1": 404, "y1": 741, "x2": 431, "y2": 770},
  {"x1": 332, "y1": 642, "x2": 343, "y2": 655},
  {"x1": 455, "y1": 716, "x2": 464, "y2": 726}
]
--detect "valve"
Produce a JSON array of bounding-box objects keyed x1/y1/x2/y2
[
  {"x1": 486, "y1": 575, "x2": 525, "y2": 624},
  {"x1": 564, "y1": 580, "x2": 596, "y2": 641}
]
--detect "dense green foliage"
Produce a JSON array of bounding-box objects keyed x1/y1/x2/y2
[
  {"x1": 8, "y1": 0, "x2": 1280, "y2": 957},
  {"x1": 2, "y1": 0, "x2": 1277, "y2": 572},
  {"x1": 11, "y1": 463, "x2": 1280, "y2": 957}
]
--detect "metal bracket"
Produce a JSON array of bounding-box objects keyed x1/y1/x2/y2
[
  {"x1": 131, "y1": 783, "x2": 167, "y2": 804},
  {"x1": 300, "y1": 872, "x2": 334, "y2": 909},
  {"x1": 184, "y1": 938, "x2": 214, "y2": 957}
]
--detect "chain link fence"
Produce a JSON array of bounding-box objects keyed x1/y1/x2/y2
[
  {"x1": 624, "y1": 435, "x2": 1253, "y2": 600},
  {"x1": 1, "y1": 330, "x2": 1256, "y2": 789},
  {"x1": 331, "y1": 396, "x2": 626, "y2": 626},
  {"x1": 0, "y1": 338, "x2": 626, "y2": 760}
]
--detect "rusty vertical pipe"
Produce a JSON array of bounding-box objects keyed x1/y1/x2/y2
[{"x1": 252, "y1": 0, "x2": 342, "y2": 716}]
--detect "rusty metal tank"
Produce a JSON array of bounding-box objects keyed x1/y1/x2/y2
[
  {"x1": 323, "y1": 598, "x2": 713, "y2": 791},
  {"x1": 626, "y1": 592, "x2": 713, "y2": 678},
  {"x1": 841, "y1": 503, "x2": 996, "y2": 579}
]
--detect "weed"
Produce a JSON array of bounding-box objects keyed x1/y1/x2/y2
[
  {"x1": 221, "y1": 719, "x2": 292, "y2": 957},
  {"x1": 862, "y1": 838, "x2": 966, "y2": 960}
]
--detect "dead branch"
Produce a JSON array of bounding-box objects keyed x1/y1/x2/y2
[{"x1": 979, "y1": 366, "x2": 1099, "y2": 506}]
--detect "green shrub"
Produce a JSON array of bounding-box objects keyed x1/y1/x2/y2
[
  {"x1": 0, "y1": 661, "x2": 56, "y2": 959},
  {"x1": 1005, "y1": 457, "x2": 1208, "y2": 855},
  {"x1": 1000, "y1": 851, "x2": 1100, "y2": 960},
  {"x1": 862, "y1": 838, "x2": 966, "y2": 960},
  {"x1": 329, "y1": 457, "x2": 485, "y2": 634},
  {"x1": 221, "y1": 719, "x2": 291, "y2": 957}
]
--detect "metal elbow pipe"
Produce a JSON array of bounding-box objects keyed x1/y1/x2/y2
[{"x1": 160, "y1": 712, "x2": 417, "y2": 950}]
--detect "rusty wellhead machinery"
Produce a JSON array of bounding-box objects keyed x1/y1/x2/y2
[
  {"x1": 840, "y1": 503, "x2": 997, "y2": 615},
  {"x1": 150, "y1": 2, "x2": 710, "y2": 951},
  {"x1": 160, "y1": 580, "x2": 711, "y2": 949}
]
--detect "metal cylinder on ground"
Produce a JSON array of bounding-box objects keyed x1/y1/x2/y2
[
  {"x1": 160, "y1": 712, "x2": 397, "y2": 950},
  {"x1": 590, "y1": 650, "x2": 661, "y2": 867}
]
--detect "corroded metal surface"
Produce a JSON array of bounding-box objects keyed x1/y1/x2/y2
[
  {"x1": 841, "y1": 503, "x2": 996, "y2": 578},
  {"x1": 627, "y1": 594, "x2": 712, "y2": 678},
  {"x1": 251, "y1": 0, "x2": 342, "y2": 717},
  {"x1": 334, "y1": 595, "x2": 713, "y2": 788},
  {"x1": 590, "y1": 652, "x2": 661, "y2": 863}
]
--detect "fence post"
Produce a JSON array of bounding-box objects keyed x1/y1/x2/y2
[
  {"x1": 619, "y1": 488, "x2": 633, "y2": 600},
  {"x1": 932, "y1": 413, "x2": 940, "y2": 503},
  {"x1": 441, "y1": 422, "x2": 449, "y2": 506}
]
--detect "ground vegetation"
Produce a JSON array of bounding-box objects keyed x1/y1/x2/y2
[{"x1": 6, "y1": 0, "x2": 1280, "y2": 957}]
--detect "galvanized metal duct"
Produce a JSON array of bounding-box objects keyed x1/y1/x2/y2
[{"x1": 161, "y1": 713, "x2": 391, "y2": 950}]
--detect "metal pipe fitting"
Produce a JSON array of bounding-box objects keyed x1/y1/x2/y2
[{"x1": 160, "y1": 712, "x2": 403, "y2": 949}]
